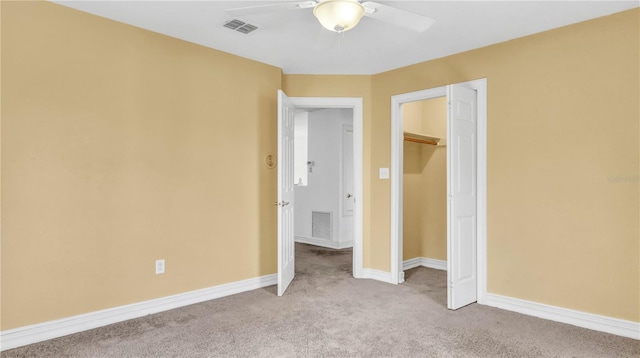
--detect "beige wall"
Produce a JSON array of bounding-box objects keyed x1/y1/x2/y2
[
  {"x1": 402, "y1": 98, "x2": 447, "y2": 262},
  {"x1": 421, "y1": 98, "x2": 447, "y2": 145},
  {"x1": 1, "y1": 1, "x2": 638, "y2": 332},
  {"x1": 402, "y1": 140, "x2": 422, "y2": 260},
  {"x1": 420, "y1": 98, "x2": 447, "y2": 260},
  {"x1": 374, "y1": 9, "x2": 639, "y2": 321},
  {"x1": 419, "y1": 147, "x2": 446, "y2": 260},
  {"x1": 1, "y1": 2, "x2": 281, "y2": 329},
  {"x1": 401, "y1": 101, "x2": 423, "y2": 135}
]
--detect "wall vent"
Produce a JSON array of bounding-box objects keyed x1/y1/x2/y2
[
  {"x1": 312, "y1": 211, "x2": 332, "y2": 239},
  {"x1": 223, "y1": 19, "x2": 259, "y2": 34}
]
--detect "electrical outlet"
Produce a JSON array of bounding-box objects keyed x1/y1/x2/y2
[{"x1": 155, "y1": 259, "x2": 165, "y2": 274}]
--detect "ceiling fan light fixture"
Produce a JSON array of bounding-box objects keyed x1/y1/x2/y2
[{"x1": 313, "y1": 0, "x2": 365, "y2": 33}]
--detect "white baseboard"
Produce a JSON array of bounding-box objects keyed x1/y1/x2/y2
[
  {"x1": 0, "y1": 274, "x2": 277, "y2": 351},
  {"x1": 403, "y1": 257, "x2": 447, "y2": 271},
  {"x1": 485, "y1": 293, "x2": 640, "y2": 340},
  {"x1": 361, "y1": 268, "x2": 394, "y2": 284},
  {"x1": 403, "y1": 257, "x2": 423, "y2": 270},
  {"x1": 336, "y1": 240, "x2": 353, "y2": 249},
  {"x1": 295, "y1": 236, "x2": 353, "y2": 249}
]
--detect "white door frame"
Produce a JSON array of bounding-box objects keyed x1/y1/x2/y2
[
  {"x1": 290, "y1": 97, "x2": 364, "y2": 278},
  {"x1": 389, "y1": 79, "x2": 487, "y2": 305}
]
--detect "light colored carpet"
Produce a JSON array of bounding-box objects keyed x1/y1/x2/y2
[{"x1": 4, "y1": 243, "x2": 639, "y2": 357}]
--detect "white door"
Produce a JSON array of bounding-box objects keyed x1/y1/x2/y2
[
  {"x1": 341, "y1": 125, "x2": 354, "y2": 244},
  {"x1": 277, "y1": 90, "x2": 296, "y2": 296},
  {"x1": 447, "y1": 84, "x2": 478, "y2": 309}
]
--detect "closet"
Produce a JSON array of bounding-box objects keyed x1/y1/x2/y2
[{"x1": 402, "y1": 97, "x2": 448, "y2": 266}]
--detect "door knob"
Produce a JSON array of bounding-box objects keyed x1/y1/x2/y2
[
  {"x1": 347, "y1": 194, "x2": 353, "y2": 198},
  {"x1": 273, "y1": 201, "x2": 290, "y2": 207}
]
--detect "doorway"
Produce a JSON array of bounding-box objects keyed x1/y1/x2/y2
[
  {"x1": 277, "y1": 94, "x2": 364, "y2": 296},
  {"x1": 293, "y1": 108, "x2": 354, "y2": 250},
  {"x1": 390, "y1": 79, "x2": 488, "y2": 308},
  {"x1": 401, "y1": 96, "x2": 448, "y2": 275}
]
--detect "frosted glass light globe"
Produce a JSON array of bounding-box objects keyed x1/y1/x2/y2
[{"x1": 313, "y1": 0, "x2": 365, "y2": 33}]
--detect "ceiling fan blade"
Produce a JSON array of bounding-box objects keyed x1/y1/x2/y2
[
  {"x1": 226, "y1": 1, "x2": 317, "y2": 18},
  {"x1": 362, "y1": 1, "x2": 435, "y2": 32}
]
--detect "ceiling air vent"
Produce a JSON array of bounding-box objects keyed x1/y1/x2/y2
[{"x1": 223, "y1": 19, "x2": 259, "y2": 34}]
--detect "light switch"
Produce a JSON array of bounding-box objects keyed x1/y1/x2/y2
[{"x1": 379, "y1": 168, "x2": 390, "y2": 179}]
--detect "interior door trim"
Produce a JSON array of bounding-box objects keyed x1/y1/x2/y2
[
  {"x1": 289, "y1": 97, "x2": 364, "y2": 279},
  {"x1": 389, "y1": 79, "x2": 487, "y2": 306}
]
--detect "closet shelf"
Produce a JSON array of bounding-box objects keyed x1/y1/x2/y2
[{"x1": 403, "y1": 131, "x2": 440, "y2": 146}]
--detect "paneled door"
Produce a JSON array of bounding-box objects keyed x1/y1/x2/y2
[
  {"x1": 341, "y1": 125, "x2": 355, "y2": 243},
  {"x1": 447, "y1": 84, "x2": 478, "y2": 309},
  {"x1": 277, "y1": 90, "x2": 296, "y2": 296}
]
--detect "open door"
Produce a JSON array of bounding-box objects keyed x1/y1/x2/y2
[
  {"x1": 277, "y1": 90, "x2": 296, "y2": 296},
  {"x1": 342, "y1": 125, "x2": 355, "y2": 243},
  {"x1": 447, "y1": 84, "x2": 478, "y2": 309}
]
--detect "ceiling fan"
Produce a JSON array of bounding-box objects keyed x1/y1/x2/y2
[{"x1": 226, "y1": 0, "x2": 435, "y2": 33}]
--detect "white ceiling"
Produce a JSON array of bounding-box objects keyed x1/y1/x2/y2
[{"x1": 53, "y1": 1, "x2": 639, "y2": 75}]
